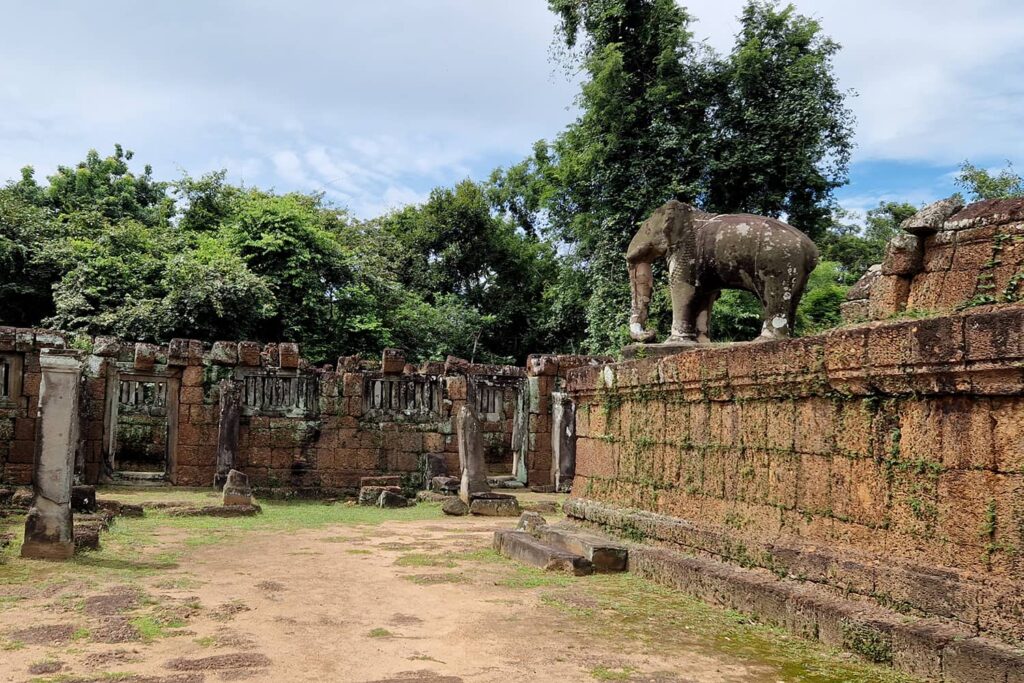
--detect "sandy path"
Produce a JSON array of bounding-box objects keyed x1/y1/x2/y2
[{"x1": 0, "y1": 511, "x2": 782, "y2": 683}]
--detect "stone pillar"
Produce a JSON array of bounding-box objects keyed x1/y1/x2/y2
[
  {"x1": 456, "y1": 404, "x2": 490, "y2": 504},
  {"x1": 214, "y1": 379, "x2": 241, "y2": 489},
  {"x1": 510, "y1": 383, "x2": 529, "y2": 484},
  {"x1": 21, "y1": 349, "x2": 83, "y2": 560},
  {"x1": 550, "y1": 392, "x2": 576, "y2": 492}
]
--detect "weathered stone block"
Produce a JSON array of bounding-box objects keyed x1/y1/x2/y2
[
  {"x1": 470, "y1": 494, "x2": 521, "y2": 517},
  {"x1": 92, "y1": 336, "x2": 121, "y2": 357},
  {"x1": 134, "y1": 343, "x2": 159, "y2": 371},
  {"x1": 441, "y1": 497, "x2": 469, "y2": 515},
  {"x1": 881, "y1": 233, "x2": 922, "y2": 276},
  {"x1": 238, "y1": 341, "x2": 261, "y2": 366},
  {"x1": 381, "y1": 348, "x2": 405, "y2": 374},
  {"x1": 209, "y1": 341, "x2": 238, "y2": 366},
  {"x1": 377, "y1": 490, "x2": 409, "y2": 508},
  {"x1": 278, "y1": 343, "x2": 300, "y2": 369}
]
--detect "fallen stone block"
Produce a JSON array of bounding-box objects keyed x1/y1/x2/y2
[
  {"x1": 71, "y1": 485, "x2": 97, "y2": 513},
  {"x1": 516, "y1": 511, "x2": 547, "y2": 534},
  {"x1": 96, "y1": 499, "x2": 123, "y2": 515},
  {"x1": 167, "y1": 505, "x2": 261, "y2": 518},
  {"x1": 536, "y1": 526, "x2": 628, "y2": 572},
  {"x1": 441, "y1": 498, "x2": 469, "y2": 516},
  {"x1": 11, "y1": 488, "x2": 33, "y2": 509},
  {"x1": 120, "y1": 504, "x2": 144, "y2": 518},
  {"x1": 431, "y1": 476, "x2": 460, "y2": 494},
  {"x1": 74, "y1": 526, "x2": 101, "y2": 551},
  {"x1": 358, "y1": 485, "x2": 401, "y2": 506},
  {"x1": 469, "y1": 495, "x2": 521, "y2": 517},
  {"x1": 416, "y1": 490, "x2": 451, "y2": 503},
  {"x1": 377, "y1": 490, "x2": 409, "y2": 508},
  {"x1": 360, "y1": 475, "x2": 402, "y2": 488},
  {"x1": 493, "y1": 530, "x2": 593, "y2": 575},
  {"x1": 487, "y1": 475, "x2": 525, "y2": 489},
  {"x1": 222, "y1": 469, "x2": 253, "y2": 507}
]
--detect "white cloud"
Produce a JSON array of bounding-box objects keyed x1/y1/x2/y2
[{"x1": 0, "y1": 0, "x2": 1021, "y2": 216}]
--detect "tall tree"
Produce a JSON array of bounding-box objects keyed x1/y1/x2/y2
[
  {"x1": 707, "y1": 1, "x2": 854, "y2": 238},
  {"x1": 956, "y1": 161, "x2": 1024, "y2": 201},
  {"x1": 492, "y1": 0, "x2": 856, "y2": 352},
  {"x1": 539, "y1": 0, "x2": 717, "y2": 351}
]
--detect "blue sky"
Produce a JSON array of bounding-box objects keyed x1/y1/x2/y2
[{"x1": 2, "y1": 0, "x2": 1022, "y2": 220}]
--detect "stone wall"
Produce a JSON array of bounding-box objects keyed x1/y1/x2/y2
[
  {"x1": 566, "y1": 304, "x2": 1024, "y2": 647},
  {"x1": 844, "y1": 198, "x2": 1024, "y2": 322},
  {"x1": 0, "y1": 332, "x2": 541, "y2": 491},
  {"x1": 0, "y1": 328, "x2": 83, "y2": 484}
]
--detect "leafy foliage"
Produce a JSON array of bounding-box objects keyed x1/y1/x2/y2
[
  {"x1": 490, "y1": 0, "x2": 856, "y2": 352},
  {"x1": 955, "y1": 161, "x2": 1024, "y2": 201},
  {"x1": 819, "y1": 202, "x2": 917, "y2": 284}
]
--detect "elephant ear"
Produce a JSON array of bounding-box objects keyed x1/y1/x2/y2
[{"x1": 667, "y1": 202, "x2": 697, "y2": 263}]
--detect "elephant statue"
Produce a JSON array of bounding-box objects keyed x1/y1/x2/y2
[{"x1": 626, "y1": 199, "x2": 818, "y2": 344}]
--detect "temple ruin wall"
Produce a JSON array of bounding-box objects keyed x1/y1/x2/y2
[{"x1": 565, "y1": 304, "x2": 1024, "y2": 646}]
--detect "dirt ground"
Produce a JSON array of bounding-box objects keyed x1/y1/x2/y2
[{"x1": 0, "y1": 490, "x2": 914, "y2": 683}]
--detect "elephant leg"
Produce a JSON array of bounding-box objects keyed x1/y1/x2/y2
[
  {"x1": 666, "y1": 281, "x2": 699, "y2": 343},
  {"x1": 694, "y1": 290, "x2": 719, "y2": 344},
  {"x1": 759, "y1": 278, "x2": 799, "y2": 340},
  {"x1": 627, "y1": 260, "x2": 657, "y2": 343}
]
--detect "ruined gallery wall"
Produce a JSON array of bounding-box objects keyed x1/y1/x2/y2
[
  {"x1": 565, "y1": 304, "x2": 1024, "y2": 646},
  {"x1": 0, "y1": 331, "x2": 530, "y2": 490},
  {"x1": 844, "y1": 197, "x2": 1024, "y2": 322}
]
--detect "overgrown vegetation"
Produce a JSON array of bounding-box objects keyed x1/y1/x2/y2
[{"x1": 1, "y1": 3, "x2": 1016, "y2": 359}]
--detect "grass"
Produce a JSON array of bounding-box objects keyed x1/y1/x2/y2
[
  {"x1": 590, "y1": 666, "x2": 635, "y2": 681},
  {"x1": 534, "y1": 572, "x2": 917, "y2": 683},
  {"x1": 130, "y1": 614, "x2": 184, "y2": 641},
  {"x1": 401, "y1": 573, "x2": 468, "y2": 585},
  {"x1": 394, "y1": 553, "x2": 456, "y2": 568},
  {"x1": 0, "y1": 490, "x2": 443, "y2": 588},
  {"x1": 367, "y1": 627, "x2": 394, "y2": 638}
]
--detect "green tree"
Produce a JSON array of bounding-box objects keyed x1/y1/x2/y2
[
  {"x1": 707, "y1": 1, "x2": 854, "y2": 238},
  {"x1": 819, "y1": 201, "x2": 916, "y2": 284},
  {"x1": 955, "y1": 161, "x2": 1024, "y2": 200},
  {"x1": 373, "y1": 180, "x2": 559, "y2": 362},
  {"x1": 491, "y1": 0, "x2": 855, "y2": 352},
  {"x1": 0, "y1": 188, "x2": 55, "y2": 325}
]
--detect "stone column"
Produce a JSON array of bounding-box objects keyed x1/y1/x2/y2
[
  {"x1": 214, "y1": 379, "x2": 241, "y2": 489},
  {"x1": 550, "y1": 392, "x2": 576, "y2": 492},
  {"x1": 21, "y1": 349, "x2": 83, "y2": 560},
  {"x1": 509, "y1": 383, "x2": 529, "y2": 484},
  {"x1": 456, "y1": 404, "x2": 490, "y2": 504}
]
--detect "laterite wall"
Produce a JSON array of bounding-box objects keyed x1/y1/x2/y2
[{"x1": 566, "y1": 304, "x2": 1024, "y2": 647}]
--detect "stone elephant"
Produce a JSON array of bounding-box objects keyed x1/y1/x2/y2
[{"x1": 626, "y1": 199, "x2": 819, "y2": 344}]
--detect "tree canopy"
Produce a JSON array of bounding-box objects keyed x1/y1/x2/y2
[
  {"x1": 491, "y1": 0, "x2": 855, "y2": 350},
  {"x1": 2, "y1": 2, "x2": 970, "y2": 360}
]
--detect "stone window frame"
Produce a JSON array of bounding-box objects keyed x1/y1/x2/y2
[
  {"x1": 235, "y1": 367, "x2": 320, "y2": 418},
  {"x1": 0, "y1": 353, "x2": 23, "y2": 406}
]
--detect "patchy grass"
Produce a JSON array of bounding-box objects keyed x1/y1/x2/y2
[
  {"x1": 590, "y1": 665, "x2": 634, "y2": 681},
  {"x1": 194, "y1": 635, "x2": 217, "y2": 647},
  {"x1": 367, "y1": 627, "x2": 394, "y2": 638},
  {"x1": 537, "y1": 572, "x2": 917, "y2": 683},
  {"x1": 394, "y1": 553, "x2": 456, "y2": 568},
  {"x1": 130, "y1": 614, "x2": 184, "y2": 642},
  {"x1": 401, "y1": 573, "x2": 468, "y2": 586},
  {"x1": 497, "y1": 565, "x2": 576, "y2": 590},
  {"x1": 1, "y1": 637, "x2": 26, "y2": 650},
  {"x1": 0, "y1": 491, "x2": 443, "y2": 588}
]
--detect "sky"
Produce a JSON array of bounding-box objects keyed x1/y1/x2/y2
[{"x1": 1, "y1": 0, "x2": 1023, "y2": 220}]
